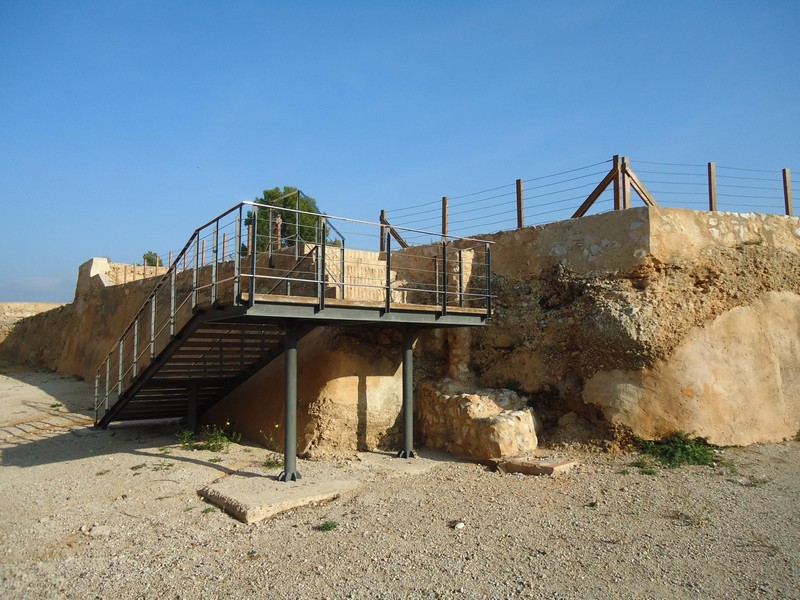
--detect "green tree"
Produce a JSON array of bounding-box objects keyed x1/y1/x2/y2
[
  {"x1": 245, "y1": 186, "x2": 324, "y2": 252},
  {"x1": 142, "y1": 250, "x2": 163, "y2": 267}
]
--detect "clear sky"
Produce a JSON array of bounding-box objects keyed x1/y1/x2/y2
[{"x1": 1, "y1": 1, "x2": 798, "y2": 302}]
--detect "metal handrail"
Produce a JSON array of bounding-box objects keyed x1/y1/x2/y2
[{"x1": 94, "y1": 197, "x2": 494, "y2": 425}]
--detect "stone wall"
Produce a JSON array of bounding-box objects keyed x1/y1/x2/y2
[
  {"x1": 2, "y1": 207, "x2": 798, "y2": 453},
  {"x1": 422, "y1": 207, "x2": 800, "y2": 446}
]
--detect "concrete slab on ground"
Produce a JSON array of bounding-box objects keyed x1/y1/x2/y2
[
  {"x1": 198, "y1": 450, "x2": 446, "y2": 524},
  {"x1": 199, "y1": 477, "x2": 361, "y2": 524}
]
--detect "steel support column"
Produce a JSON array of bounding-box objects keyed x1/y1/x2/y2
[
  {"x1": 397, "y1": 326, "x2": 416, "y2": 458},
  {"x1": 279, "y1": 322, "x2": 302, "y2": 481}
]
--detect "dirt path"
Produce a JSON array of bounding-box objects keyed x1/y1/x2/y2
[{"x1": 1, "y1": 362, "x2": 798, "y2": 599}]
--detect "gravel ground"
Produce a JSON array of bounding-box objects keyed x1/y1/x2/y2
[{"x1": 1, "y1": 363, "x2": 798, "y2": 599}]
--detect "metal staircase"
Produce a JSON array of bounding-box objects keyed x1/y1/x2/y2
[{"x1": 93, "y1": 196, "x2": 493, "y2": 478}]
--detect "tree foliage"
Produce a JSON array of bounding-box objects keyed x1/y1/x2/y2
[
  {"x1": 246, "y1": 186, "x2": 323, "y2": 252},
  {"x1": 142, "y1": 250, "x2": 163, "y2": 267}
]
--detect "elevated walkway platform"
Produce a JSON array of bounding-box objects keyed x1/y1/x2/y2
[{"x1": 94, "y1": 197, "x2": 492, "y2": 480}]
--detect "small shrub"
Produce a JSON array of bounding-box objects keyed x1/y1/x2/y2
[
  {"x1": 178, "y1": 422, "x2": 241, "y2": 453},
  {"x1": 634, "y1": 432, "x2": 715, "y2": 468},
  {"x1": 314, "y1": 520, "x2": 338, "y2": 532}
]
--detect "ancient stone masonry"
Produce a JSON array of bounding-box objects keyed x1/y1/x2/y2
[{"x1": 417, "y1": 380, "x2": 539, "y2": 460}]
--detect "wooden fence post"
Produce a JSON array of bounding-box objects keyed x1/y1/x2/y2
[
  {"x1": 613, "y1": 155, "x2": 621, "y2": 210},
  {"x1": 708, "y1": 162, "x2": 717, "y2": 211},
  {"x1": 622, "y1": 156, "x2": 631, "y2": 209},
  {"x1": 783, "y1": 169, "x2": 793, "y2": 216},
  {"x1": 380, "y1": 210, "x2": 387, "y2": 253},
  {"x1": 516, "y1": 179, "x2": 524, "y2": 228},
  {"x1": 168, "y1": 251, "x2": 173, "y2": 268},
  {"x1": 442, "y1": 196, "x2": 448, "y2": 240}
]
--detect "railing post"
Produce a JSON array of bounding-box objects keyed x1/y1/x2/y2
[
  {"x1": 708, "y1": 162, "x2": 718, "y2": 211},
  {"x1": 211, "y1": 220, "x2": 219, "y2": 304},
  {"x1": 201, "y1": 239, "x2": 206, "y2": 267},
  {"x1": 485, "y1": 243, "x2": 492, "y2": 319},
  {"x1": 442, "y1": 196, "x2": 448, "y2": 240},
  {"x1": 168, "y1": 251, "x2": 173, "y2": 267},
  {"x1": 250, "y1": 205, "x2": 258, "y2": 305},
  {"x1": 434, "y1": 256, "x2": 439, "y2": 306},
  {"x1": 319, "y1": 218, "x2": 327, "y2": 310},
  {"x1": 192, "y1": 236, "x2": 199, "y2": 309},
  {"x1": 234, "y1": 207, "x2": 242, "y2": 302},
  {"x1": 516, "y1": 179, "x2": 524, "y2": 228},
  {"x1": 613, "y1": 155, "x2": 621, "y2": 210},
  {"x1": 169, "y1": 268, "x2": 176, "y2": 337},
  {"x1": 441, "y1": 242, "x2": 447, "y2": 316},
  {"x1": 150, "y1": 296, "x2": 156, "y2": 359},
  {"x1": 104, "y1": 358, "x2": 110, "y2": 410},
  {"x1": 458, "y1": 249, "x2": 464, "y2": 307},
  {"x1": 117, "y1": 340, "x2": 124, "y2": 396},
  {"x1": 340, "y1": 239, "x2": 346, "y2": 300},
  {"x1": 385, "y1": 229, "x2": 392, "y2": 313},
  {"x1": 783, "y1": 168, "x2": 793, "y2": 216},
  {"x1": 94, "y1": 372, "x2": 99, "y2": 425},
  {"x1": 133, "y1": 318, "x2": 139, "y2": 378}
]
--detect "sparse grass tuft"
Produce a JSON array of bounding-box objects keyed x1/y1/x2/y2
[
  {"x1": 634, "y1": 431, "x2": 716, "y2": 468},
  {"x1": 95, "y1": 469, "x2": 111, "y2": 476},
  {"x1": 178, "y1": 422, "x2": 241, "y2": 453},
  {"x1": 202, "y1": 507, "x2": 216, "y2": 514},
  {"x1": 49, "y1": 403, "x2": 63, "y2": 409},
  {"x1": 314, "y1": 520, "x2": 338, "y2": 532},
  {"x1": 667, "y1": 509, "x2": 708, "y2": 527},
  {"x1": 208, "y1": 457, "x2": 223, "y2": 463},
  {"x1": 630, "y1": 457, "x2": 658, "y2": 475},
  {"x1": 130, "y1": 463, "x2": 147, "y2": 471},
  {"x1": 263, "y1": 455, "x2": 282, "y2": 470}
]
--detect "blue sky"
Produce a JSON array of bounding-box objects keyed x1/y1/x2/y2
[{"x1": 1, "y1": 1, "x2": 798, "y2": 302}]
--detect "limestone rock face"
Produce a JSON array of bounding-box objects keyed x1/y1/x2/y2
[
  {"x1": 418, "y1": 381, "x2": 539, "y2": 460},
  {"x1": 418, "y1": 207, "x2": 800, "y2": 445}
]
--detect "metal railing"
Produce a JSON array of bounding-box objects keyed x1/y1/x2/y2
[{"x1": 94, "y1": 199, "x2": 493, "y2": 425}]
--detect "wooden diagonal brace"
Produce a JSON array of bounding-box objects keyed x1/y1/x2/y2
[
  {"x1": 625, "y1": 166, "x2": 658, "y2": 207},
  {"x1": 572, "y1": 163, "x2": 619, "y2": 218}
]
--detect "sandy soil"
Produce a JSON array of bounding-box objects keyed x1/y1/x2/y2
[{"x1": 1, "y1": 361, "x2": 798, "y2": 599}]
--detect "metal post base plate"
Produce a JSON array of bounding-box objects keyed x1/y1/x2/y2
[
  {"x1": 396, "y1": 450, "x2": 416, "y2": 459},
  {"x1": 278, "y1": 470, "x2": 302, "y2": 482}
]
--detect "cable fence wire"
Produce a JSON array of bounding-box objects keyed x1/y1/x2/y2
[
  {"x1": 383, "y1": 156, "x2": 796, "y2": 242},
  {"x1": 384, "y1": 160, "x2": 615, "y2": 238},
  {"x1": 631, "y1": 159, "x2": 791, "y2": 215}
]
